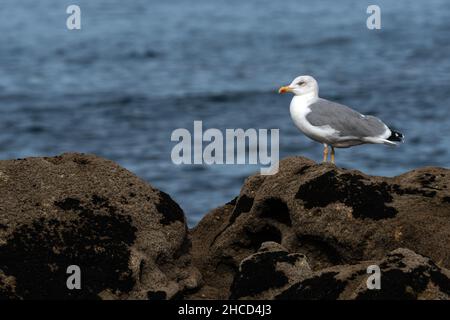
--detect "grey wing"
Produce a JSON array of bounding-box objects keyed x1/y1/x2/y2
[{"x1": 306, "y1": 98, "x2": 389, "y2": 138}]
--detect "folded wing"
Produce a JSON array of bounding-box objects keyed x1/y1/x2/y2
[{"x1": 306, "y1": 98, "x2": 390, "y2": 141}]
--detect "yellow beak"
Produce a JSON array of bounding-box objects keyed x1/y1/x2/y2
[{"x1": 278, "y1": 86, "x2": 292, "y2": 94}]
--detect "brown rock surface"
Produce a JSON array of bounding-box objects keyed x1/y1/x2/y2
[
  {"x1": 275, "y1": 248, "x2": 450, "y2": 300},
  {"x1": 229, "y1": 241, "x2": 311, "y2": 299},
  {"x1": 0, "y1": 153, "x2": 200, "y2": 299},
  {"x1": 1, "y1": 154, "x2": 449, "y2": 300},
  {"x1": 190, "y1": 156, "x2": 450, "y2": 299},
  {"x1": 229, "y1": 247, "x2": 450, "y2": 300}
]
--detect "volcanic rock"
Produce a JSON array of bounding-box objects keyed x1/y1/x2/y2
[
  {"x1": 190, "y1": 156, "x2": 450, "y2": 299},
  {"x1": 0, "y1": 153, "x2": 200, "y2": 299},
  {"x1": 276, "y1": 248, "x2": 450, "y2": 300}
]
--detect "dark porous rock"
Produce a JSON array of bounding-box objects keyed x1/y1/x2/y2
[
  {"x1": 276, "y1": 248, "x2": 450, "y2": 300},
  {"x1": 230, "y1": 242, "x2": 311, "y2": 299},
  {"x1": 0, "y1": 153, "x2": 200, "y2": 299},
  {"x1": 190, "y1": 157, "x2": 450, "y2": 299}
]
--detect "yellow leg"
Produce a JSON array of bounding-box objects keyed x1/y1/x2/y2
[
  {"x1": 331, "y1": 146, "x2": 335, "y2": 164},
  {"x1": 323, "y1": 144, "x2": 329, "y2": 163}
]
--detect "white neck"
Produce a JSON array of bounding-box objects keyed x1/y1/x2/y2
[{"x1": 292, "y1": 91, "x2": 319, "y2": 106}]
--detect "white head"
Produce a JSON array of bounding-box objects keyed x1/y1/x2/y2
[{"x1": 278, "y1": 75, "x2": 318, "y2": 97}]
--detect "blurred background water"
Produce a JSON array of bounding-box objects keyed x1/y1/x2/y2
[{"x1": 1, "y1": 0, "x2": 449, "y2": 225}]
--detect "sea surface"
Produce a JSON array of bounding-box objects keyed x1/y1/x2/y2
[{"x1": 1, "y1": 0, "x2": 449, "y2": 225}]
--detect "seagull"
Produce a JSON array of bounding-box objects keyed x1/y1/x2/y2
[{"x1": 279, "y1": 75, "x2": 404, "y2": 164}]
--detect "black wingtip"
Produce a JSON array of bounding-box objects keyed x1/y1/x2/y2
[{"x1": 388, "y1": 130, "x2": 404, "y2": 142}]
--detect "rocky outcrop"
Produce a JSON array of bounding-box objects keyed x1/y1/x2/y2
[
  {"x1": 1, "y1": 154, "x2": 449, "y2": 300},
  {"x1": 189, "y1": 157, "x2": 450, "y2": 299},
  {"x1": 0, "y1": 153, "x2": 201, "y2": 299}
]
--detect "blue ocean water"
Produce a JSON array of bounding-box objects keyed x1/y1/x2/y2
[{"x1": 1, "y1": 0, "x2": 449, "y2": 225}]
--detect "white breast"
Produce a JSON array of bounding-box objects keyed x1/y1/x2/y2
[{"x1": 289, "y1": 95, "x2": 338, "y2": 145}]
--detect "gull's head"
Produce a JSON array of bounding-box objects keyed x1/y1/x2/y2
[{"x1": 278, "y1": 75, "x2": 318, "y2": 96}]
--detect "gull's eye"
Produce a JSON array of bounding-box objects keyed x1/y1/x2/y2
[{"x1": 297, "y1": 81, "x2": 306, "y2": 86}]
